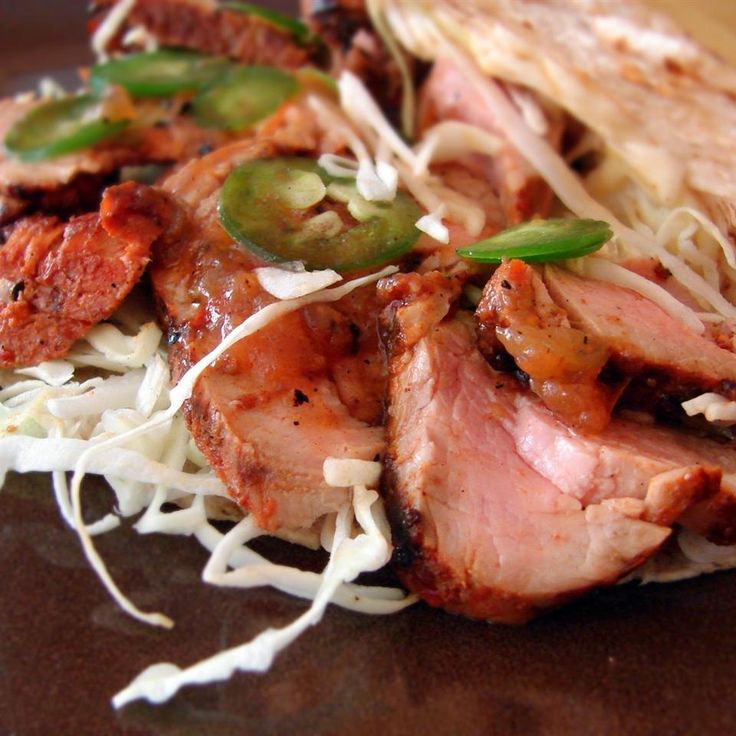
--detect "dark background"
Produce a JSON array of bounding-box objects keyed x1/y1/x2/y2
[{"x1": 2, "y1": 2, "x2": 736, "y2": 735}]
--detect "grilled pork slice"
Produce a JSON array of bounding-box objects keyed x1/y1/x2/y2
[
  {"x1": 90, "y1": 0, "x2": 314, "y2": 68},
  {"x1": 0, "y1": 181, "x2": 170, "y2": 367},
  {"x1": 477, "y1": 260, "x2": 736, "y2": 430},
  {"x1": 0, "y1": 95, "x2": 227, "y2": 227},
  {"x1": 382, "y1": 295, "x2": 671, "y2": 623},
  {"x1": 0, "y1": 98, "x2": 131, "y2": 227},
  {"x1": 417, "y1": 58, "x2": 563, "y2": 225},
  {"x1": 151, "y1": 140, "x2": 384, "y2": 531},
  {"x1": 506, "y1": 392, "x2": 736, "y2": 545},
  {"x1": 544, "y1": 264, "x2": 736, "y2": 394}
]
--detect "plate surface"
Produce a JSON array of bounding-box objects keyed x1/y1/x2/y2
[{"x1": 2, "y1": 3, "x2": 736, "y2": 735}]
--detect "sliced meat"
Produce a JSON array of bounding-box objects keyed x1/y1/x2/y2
[
  {"x1": 475, "y1": 261, "x2": 736, "y2": 542},
  {"x1": 0, "y1": 171, "x2": 113, "y2": 230},
  {"x1": 378, "y1": 269, "x2": 461, "y2": 351},
  {"x1": 0, "y1": 95, "x2": 227, "y2": 227},
  {"x1": 544, "y1": 264, "x2": 736, "y2": 401},
  {"x1": 151, "y1": 139, "x2": 384, "y2": 531},
  {"x1": 477, "y1": 260, "x2": 736, "y2": 431},
  {"x1": 476, "y1": 259, "x2": 620, "y2": 432},
  {"x1": 0, "y1": 181, "x2": 171, "y2": 367},
  {"x1": 0, "y1": 97, "x2": 135, "y2": 227},
  {"x1": 382, "y1": 285, "x2": 670, "y2": 623},
  {"x1": 505, "y1": 391, "x2": 736, "y2": 544},
  {"x1": 119, "y1": 102, "x2": 230, "y2": 163},
  {"x1": 90, "y1": 0, "x2": 314, "y2": 69},
  {"x1": 417, "y1": 58, "x2": 563, "y2": 225}
]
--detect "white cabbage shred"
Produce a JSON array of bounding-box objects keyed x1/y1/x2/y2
[
  {"x1": 91, "y1": 0, "x2": 137, "y2": 62},
  {"x1": 113, "y1": 485, "x2": 395, "y2": 707},
  {"x1": 682, "y1": 393, "x2": 736, "y2": 424},
  {"x1": 255, "y1": 264, "x2": 342, "y2": 300}
]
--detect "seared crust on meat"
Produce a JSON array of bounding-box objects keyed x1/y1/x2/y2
[
  {"x1": 0, "y1": 172, "x2": 116, "y2": 229},
  {"x1": 0, "y1": 98, "x2": 137, "y2": 228},
  {"x1": 477, "y1": 260, "x2": 736, "y2": 432},
  {"x1": 544, "y1": 265, "x2": 736, "y2": 407},
  {"x1": 0, "y1": 181, "x2": 171, "y2": 367},
  {"x1": 90, "y1": 0, "x2": 314, "y2": 69},
  {"x1": 378, "y1": 269, "x2": 461, "y2": 353}
]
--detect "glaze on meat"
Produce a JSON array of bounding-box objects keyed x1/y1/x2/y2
[
  {"x1": 544, "y1": 264, "x2": 736, "y2": 401},
  {"x1": 476, "y1": 259, "x2": 619, "y2": 432},
  {"x1": 477, "y1": 260, "x2": 736, "y2": 432},
  {"x1": 151, "y1": 140, "x2": 385, "y2": 531}
]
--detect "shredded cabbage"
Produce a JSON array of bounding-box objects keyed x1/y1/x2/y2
[
  {"x1": 91, "y1": 0, "x2": 137, "y2": 62},
  {"x1": 112, "y1": 485, "x2": 403, "y2": 707},
  {"x1": 0, "y1": 266, "x2": 416, "y2": 704}
]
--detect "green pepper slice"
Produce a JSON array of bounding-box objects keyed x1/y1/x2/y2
[
  {"x1": 192, "y1": 66, "x2": 298, "y2": 130},
  {"x1": 223, "y1": 2, "x2": 314, "y2": 45},
  {"x1": 219, "y1": 157, "x2": 422, "y2": 272},
  {"x1": 4, "y1": 94, "x2": 130, "y2": 162},
  {"x1": 90, "y1": 50, "x2": 231, "y2": 97},
  {"x1": 456, "y1": 218, "x2": 613, "y2": 263},
  {"x1": 295, "y1": 67, "x2": 339, "y2": 99}
]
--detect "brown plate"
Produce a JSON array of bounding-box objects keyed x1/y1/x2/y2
[{"x1": 2, "y1": 3, "x2": 736, "y2": 735}]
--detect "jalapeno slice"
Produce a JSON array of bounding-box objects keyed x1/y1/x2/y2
[
  {"x1": 223, "y1": 2, "x2": 313, "y2": 45},
  {"x1": 192, "y1": 66, "x2": 298, "y2": 130},
  {"x1": 90, "y1": 50, "x2": 231, "y2": 97},
  {"x1": 456, "y1": 218, "x2": 613, "y2": 263},
  {"x1": 295, "y1": 67, "x2": 338, "y2": 99},
  {"x1": 219, "y1": 157, "x2": 422, "y2": 272},
  {"x1": 4, "y1": 94, "x2": 130, "y2": 162}
]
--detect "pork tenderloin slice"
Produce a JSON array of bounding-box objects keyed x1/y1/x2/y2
[
  {"x1": 508, "y1": 394, "x2": 736, "y2": 544},
  {"x1": 0, "y1": 98, "x2": 136, "y2": 227},
  {"x1": 417, "y1": 58, "x2": 563, "y2": 225},
  {"x1": 0, "y1": 181, "x2": 170, "y2": 367},
  {"x1": 151, "y1": 139, "x2": 385, "y2": 532},
  {"x1": 544, "y1": 264, "x2": 736, "y2": 395},
  {"x1": 384, "y1": 314, "x2": 670, "y2": 623},
  {"x1": 90, "y1": 0, "x2": 312, "y2": 69},
  {"x1": 188, "y1": 365, "x2": 383, "y2": 532},
  {"x1": 0, "y1": 95, "x2": 228, "y2": 227}
]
